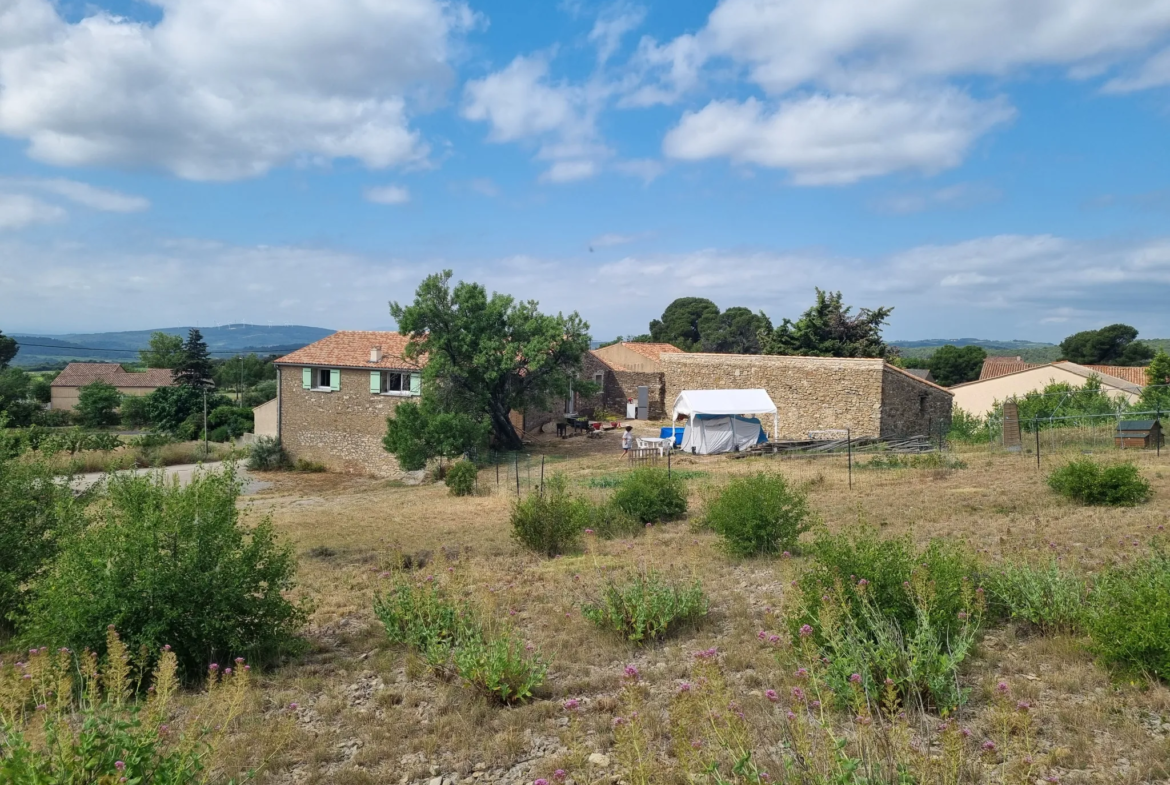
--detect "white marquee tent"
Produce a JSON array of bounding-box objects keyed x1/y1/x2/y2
[{"x1": 672, "y1": 389, "x2": 778, "y2": 455}]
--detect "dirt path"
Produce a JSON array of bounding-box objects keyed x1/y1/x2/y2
[{"x1": 70, "y1": 461, "x2": 273, "y2": 496}]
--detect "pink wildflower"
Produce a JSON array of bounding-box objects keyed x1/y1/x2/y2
[{"x1": 765, "y1": 689, "x2": 778, "y2": 702}]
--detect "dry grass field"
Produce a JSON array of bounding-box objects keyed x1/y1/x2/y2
[{"x1": 206, "y1": 428, "x2": 1170, "y2": 785}]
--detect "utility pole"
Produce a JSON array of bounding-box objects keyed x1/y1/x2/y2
[{"x1": 203, "y1": 387, "x2": 209, "y2": 458}]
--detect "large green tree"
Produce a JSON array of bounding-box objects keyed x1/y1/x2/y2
[
  {"x1": 389, "y1": 270, "x2": 593, "y2": 451},
  {"x1": 761, "y1": 289, "x2": 895, "y2": 358},
  {"x1": 699, "y1": 307, "x2": 773, "y2": 354},
  {"x1": 139, "y1": 331, "x2": 186, "y2": 369},
  {"x1": 75, "y1": 380, "x2": 122, "y2": 428},
  {"x1": 173, "y1": 328, "x2": 214, "y2": 389},
  {"x1": 1139, "y1": 349, "x2": 1170, "y2": 412},
  {"x1": 1060, "y1": 324, "x2": 1153, "y2": 366},
  {"x1": 0, "y1": 331, "x2": 16, "y2": 369},
  {"x1": 383, "y1": 391, "x2": 490, "y2": 471},
  {"x1": 926, "y1": 345, "x2": 987, "y2": 386},
  {"x1": 649, "y1": 297, "x2": 719, "y2": 351}
]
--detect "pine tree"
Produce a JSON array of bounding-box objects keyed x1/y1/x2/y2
[{"x1": 173, "y1": 328, "x2": 214, "y2": 389}]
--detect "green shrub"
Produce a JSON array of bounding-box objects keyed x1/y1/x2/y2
[
  {"x1": 792, "y1": 527, "x2": 979, "y2": 644},
  {"x1": 612, "y1": 467, "x2": 688, "y2": 523},
  {"x1": 21, "y1": 464, "x2": 308, "y2": 681},
  {"x1": 247, "y1": 436, "x2": 290, "y2": 471},
  {"x1": 587, "y1": 501, "x2": 643, "y2": 539},
  {"x1": 293, "y1": 458, "x2": 327, "y2": 473},
  {"x1": 510, "y1": 474, "x2": 590, "y2": 557},
  {"x1": 74, "y1": 381, "x2": 122, "y2": 429},
  {"x1": 704, "y1": 472, "x2": 813, "y2": 556},
  {"x1": 582, "y1": 571, "x2": 708, "y2": 643},
  {"x1": 453, "y1": 633, "x2": 548, "y2": 705},
  {"x1": 984, "y1": 560, "x2": 1087, "y2": 634},
  {"x1": 1086, "y1": 548, "x2": 1170, "y2": 680},
  {"x1": 445, "y1": 460, "x2": 478, "y2": 496},
  {"x1": 0, "y1": 628, "x2": 257, "y2": 784},
  {"x1": 373, "y1": 575, "x2": 478, "y2": 667},
  {"x1": 1048, "y1": 459, "x2": 1150, "y2": 506},
  {"x1": 856, "y1": 452, "x2": 967, "y2": 470},
  {"x1": 585, "y1": 469, "x2": 706, "y2": 489},
  {"x1": 0, "y1": 459, "x2": 89, "y2": 630},
  {"x1": 119, "y1": 393, "x2": 152, "y2": 429}
]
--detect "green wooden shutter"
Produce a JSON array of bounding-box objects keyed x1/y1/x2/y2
[
  {"x1": 409, "y1": 373, "x2": 422, "y2": 395},
  {"x1": 369, "y1": 371, "x2": 381, "y2": 393},
  {"x1": 330, "y1": 369, "x2": 341, "y2": 392},
  {"x1": 302, "y1": 367, "x2": 311, "y2": 389}
]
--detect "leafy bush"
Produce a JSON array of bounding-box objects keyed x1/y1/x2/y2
[
  {"x1": 445, "y1": 460, "x2": 478, "y2": 496},
  {"x1": 208, "y1": 405, "x2": 254, "y2": 439},
  {"x1": 1085, "y1": 548, "x2": 1170, "y2": 680},
  {"x1": 510, "y1": 474, "x2": 590, "y2": 557},
  {"x1": 453, "y1": 633, "x2": 548, "y2": 705},
  {"x1": 792, "y1": 527, "x2": 979, "y2": 643},
  {"x1": 1047, "y1": 459, "x2": 1150, "y2": 506},
  {"x1": 587, "y1": 500, "x2": 643, "y2": 539},
  {"x1": 374, "y1": 575, "x2": 478, "y2": 667},
  {"x1": 703, "y1": 472, "x2": 813, "y2": 556},
  {"x1": 612, "y1": 467, "x2": 688, "y2": 523},
  {"x1": 74, "y1": 381, "x2": 122, "y2": 429},
  {"x1": 0, "y1": 628, "x2": 257, "y2": 784},
  {"x1": 293, "y1": 459, "x2": 327, "y2": 473},
  {"x1": 21, "y1": 464, "x2": 307, "y2": 681},
  {"x1": 247, "y1": 436, "x2": 290, "y2": 471},
  {"x1": 984, "y1": 560, "x2": 1087, "y2": 634},
  {"x1": 586, "y1": 469, "x2": 706, "y2": 489},
  {"x1": 119, "y1": 393, "x2": 152, "y2": 429},
  {"x1": 0, "y1": 459, "x2": 89, "y2": 629},
  {"x1": 582, "y1": 571, "x2": 707, "y2": 643},
  {"x1": 374, "y1": 574, "x2": 546, "y2": 704},
  {"x1": 30, "y1": 408, "x2": 71, "y2": 428}
]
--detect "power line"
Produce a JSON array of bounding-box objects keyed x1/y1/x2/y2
[{"x1": 15, "y1": 342, "x2": 284, "y2": 357}]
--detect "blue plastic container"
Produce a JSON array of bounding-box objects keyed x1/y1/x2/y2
[{"x1": 660, "y1": 426, "x2": 684, "y2": 446}]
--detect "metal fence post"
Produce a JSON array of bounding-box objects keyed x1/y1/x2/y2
[
  {"x1": 515, "y1": 455, "x2": 520, "y2": 496},
  {"x1": 540, "y1": 456, "x2": 545, "y2": 496},
  {"x1": 1035, "y1": 424, "x2": 1040, "y2": 470},
  {"x1": 846, "y1": 428, "x2": 852, "y2": 490},
  {"x1": 667, "y1": 445, "x2": 671, "y2": 478}
]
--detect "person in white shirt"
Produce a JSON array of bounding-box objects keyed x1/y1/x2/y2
[{"x1": 620, "y1": 425, "x2": 634, "y2": 458}]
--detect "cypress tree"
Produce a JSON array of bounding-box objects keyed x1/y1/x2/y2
[{"x1": 174, "y1": 328, "x2": 214, "y2": 389}]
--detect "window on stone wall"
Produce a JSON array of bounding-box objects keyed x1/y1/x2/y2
[
  {"x1": 919, "y1": 393, "x2": 927, "y2": 413},
  {"x1": 381, "y1": 372, "x2": 408, "y2": 394},
  {"x1": 317, "y1": 368, "x2": 332, "y2": 389}
]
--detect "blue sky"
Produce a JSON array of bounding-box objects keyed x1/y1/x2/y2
[{"x1": 3, "y1": 0, "x2": 1170, "y2": 342}]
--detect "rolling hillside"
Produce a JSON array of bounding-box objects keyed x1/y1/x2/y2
[{"x1": 10, "y1": 324, "x2": 334, "y2": 368}]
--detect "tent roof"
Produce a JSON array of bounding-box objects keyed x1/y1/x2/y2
[{"x1": 673, "y1": 388, "x2": 777, "y2": 417}]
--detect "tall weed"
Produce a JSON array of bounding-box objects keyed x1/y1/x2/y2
[
  {"x1": 1086, "y1": 547, "x2": 1170, "y2": 680},
  {"x1": 581, "y1": 571, "x2": 708, "y2": 644},
  {"x1": 1047, "y1": 459, "x2": 1150, "y2": 506},
  {"x1": 984, "y1": 559, "x2": 1087, "y2": 634},
  {"x1": 511, "y1": 474, "x2": 590, "y2": 557}
]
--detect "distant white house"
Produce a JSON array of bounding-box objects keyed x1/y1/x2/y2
[{"x1": 950, "y1": 360, "x2": 1143, "y2": 416}]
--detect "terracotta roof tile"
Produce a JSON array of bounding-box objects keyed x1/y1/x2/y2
[
  {"x1": 274, "y1": 331, "x2": 422, "y2": 370},
  {"x1": 51, "y1": 363, "x2": 175, "y2": 388},
  {"x1": 621, "y1": 342, "x2": 684, "y2": 362},
  {"x1": 1082, "y1": 364, "x2": 1148, "y2": 386},
  {"x1": 979, "y1": 356, "x2": 1039, "y2": 380}
]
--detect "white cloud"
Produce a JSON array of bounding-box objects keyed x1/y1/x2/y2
[
  {"x1": 365, "y1": 184, "x2": 411, "y2": 205},
  {"x1": 29, "y1": 179, "x2": 149, "y2": 212},
  {"x1": 588, "y1": 5, "x2": 646, "y2": 65},
  {"x1": 0, "y1": 0, "x2": 473, "y2": 180},
  {"x1": 663, "y1": 91, "x2": 1015, "y2": 185},
  {"x1": 589, "y1": 232, "x2": 652, "y2": 248},
  {"x1": 0, "y1": 194, "x2": 66, "y2": 230},
  {"x1": 463, "y1": 55, "x2": 610, "y2": 182},
  {"x1": 871, "y1": 182, "x2": 1002, "y2": 214},
  {"x1": 1104, "y1": 46, "x2": 1170, "y2": 92}
]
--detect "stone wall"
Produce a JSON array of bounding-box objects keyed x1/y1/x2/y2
[
  {"x1": 579, "y1": 353, "x2": 667, "y2": 418},
  {"x1": 278, "y1": 366, "x2": 413, "y2": 477},
  {"x1": 661, "y1": 354, "x2": 886, "y2": 438},
  {"x1": 879, "y1": 365, "x2": 953, "y2": 438}
]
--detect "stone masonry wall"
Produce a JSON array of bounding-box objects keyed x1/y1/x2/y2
[
  {"x1": 879, "y1": 365, "x2": 953, "y2": 438},
  {"x1": 580, "y1": 354, "x2": 667, "y2": 419},
  {"x1": 278, "y1": 366, "x2": 413, "y2": 478},
  {"x1": 661, "y1": 354, "x2": 886, "y2": 438}
]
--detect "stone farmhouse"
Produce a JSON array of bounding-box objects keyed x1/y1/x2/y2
[
  {"x1": 579, "y1": 342, "x2": 683, "y2": 419},
  {"x1": 50, "y1": 363, "x2": 174, "y2": 411},
  {"x1": 661, "y1": 353, "x2": 953, "y2": 439},
  {"x1": 273, "y1": 331, "x2": 423, "y2": 476}
]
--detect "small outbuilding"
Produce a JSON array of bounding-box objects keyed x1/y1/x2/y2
[
  {"x1": 672, "y1": 388, "x2": 777, "y2": 455},
  {"x1": 1115, "y1": 420, "x2": 1163, "y2": 450}
]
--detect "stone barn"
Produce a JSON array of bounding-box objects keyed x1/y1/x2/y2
[
  {"x1": 578, "y1": 342, "x2": 683, "y2": 419},
  {"x1": 661, "y1": 353, "x2": 952, "y2": 440}
]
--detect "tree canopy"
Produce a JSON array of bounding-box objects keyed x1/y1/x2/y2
[
  {"x1": 926, "y1": 345, "x2": 987, "y2": 386},
  {"x1": 75, "y1": 381, "x2": 122, "y2": 428},
  {"x1": 139, "y1": 332, "x2": 186, "y2": 369},
  {"x1": 698, "y1": 306, "x2": 773, "y2": 354},
  {"x1": 761, "y1": 289, "x2": 895, "y2": 359},
  {"x1": 649, "y1": 297, "x2": 719, "y2": 351},
  {"x1": 1140, "y1": 350, "x2": 1170, "y2": 412},
  {"x1": 0, "y1": 331, "x2": 16, "y2": 370},
  {"x1": 1060, "y1": 324, "x2": 1153, "y2": 366},
  {"x1": 389, "y1": 270, "x2": 593, "y2": 453},
  {"x1": 173, "y1": 328, "x2": 213, "y2": 389}
]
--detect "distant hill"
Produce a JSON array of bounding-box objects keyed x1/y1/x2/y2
[
  {"x1": 10, "y1": 324, "x2": 334, "y2": 368},
  {"x1": 892, "y1": 337, "x2": 1170, "y2": 365}
]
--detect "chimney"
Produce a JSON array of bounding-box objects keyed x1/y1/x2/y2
[{"x1": 370, "y1": 346, "x2": 383, "y2": 363}]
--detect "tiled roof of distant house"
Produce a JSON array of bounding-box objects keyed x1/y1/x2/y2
[
  {"x1": 275, "y1": 331, "x2": 422, "y2": 370},
  {"x1": 621, "y1": 342, "x2": 684, "y2": 362},
  {"x1": 51, "y1": 363, "x2": 175, "y2": 388},
  {"x1": 1081, "y1": 365, "x2": 1148, "y2": 386},
  {"x1": 978, "y1": 356, "x2": 1039, "y2": 380},
  {"x1": 978, "y1": 356, "x2": 1148, "y2": 387}
]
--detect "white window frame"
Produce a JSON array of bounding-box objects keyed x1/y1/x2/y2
[
  {"x1": 313, "y1": 368, "x2": 334, "y2": 392},
  {"x1": 380, "y1": 371, "x2": 412, "y2": 397}
]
